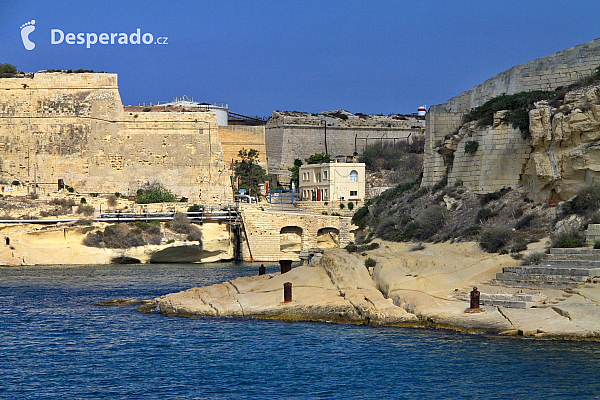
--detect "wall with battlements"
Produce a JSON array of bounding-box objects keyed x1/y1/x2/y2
[
  {"x1": 423, "y1": 37, "x2": 600, "y2": 190},
  {"x1": 0, "y1": 72, "x2": 233, "y2": 203}
]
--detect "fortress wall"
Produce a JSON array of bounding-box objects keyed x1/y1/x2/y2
[
  {"x1": 421, "y1": 107, "x2": 463, "y2": 187},
  {"x1": 0, "y1": 73, "x2": 233, "y2": 204},
  {"x1": 218, "y1": 125, "x2": 267, "y2": 170},
  {"x1": 448, "y1": 123, "x2": 531, "y2": 192},
  {"x1": 423, "y1": 38, "x2": 600, "y2": 190},
  {"x1": 445, "y1": 38, "x2": 600, "y2": 113},
  {"x1": 266, "y1": 125, "x2": 422, "y2": 172}
]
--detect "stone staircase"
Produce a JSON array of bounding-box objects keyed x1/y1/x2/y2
[{"x1": 492, "y1": 248, "x2": 600, "y2": 289}]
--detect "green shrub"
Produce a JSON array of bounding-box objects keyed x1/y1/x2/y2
[
  {"x1": 364, "y1": 257, "x2": 376, "y2": 268},
  {"x1": 464, "y1": 141, "x2": 479, "y2": 155},
  {"x1": 187, "y1": 225, "x2": 203, "y2": 242},
  {"x1": 479, "y1": 226, "x2": 512, "y2": 253},
  {"x1": 594, "y1": 241, "x2": 600, "y2": 250},
  {"x1": 552, "y1": 231, "x2": 586, "y2": 248},
  {"x1": 0, "y1": 64, "x2": 18, "y2": 74},
  {"x1": 352, "y1": 206, "x2": 369, "y2": 229},
  {"x1": 77, "y1": 205, "x2": 94, "y2": 216},
  {"x1": 135, "y1": 182, "x2": 177, "y2": 204},
  {"x1": 345, "y1": 243, "x2": 358, "y2": 253},
  {"x1": 414, "y1": 205, "x2": 446, "y2": 240},
  {"x1": 339, "y1": 203, "x2": 345, "y2": 210},
  {"x1": 180, "y1": 197, "x2": 188, "y2": 202},
  {"x1": 562, "y1": 185, "x2": 600, "y2": 216},
  {"x1": 82, "y1": 232, "x2": 104, "y2": 248},
  {"x1": 103, "y1": 224, "x2": 145, "y2": 248},
  {"x1": 480, "y1": 187, "x2": 511, "y2": 205},
  {"x1": 348, "y1": 202, "x2": 354, "y2": 210},
  {"x1": 142, "y1": 107, "x2": 151, "y2": 112},
  {"x1": 11, "y1": 180, "x2": 19, "y2": 186},
  {"x1": 477, "y1": 208, "x2": 496, "y2": 222},
  {"x1": 462, "y1": 91, "x2": 553, "y2": 138},
  {"x1": 80, "y1": 197, "x2": 87, "y2": 204},
  {"x1": 521, "y1": 252, "x2": 545, "y2": 265},
  {"x1": 187, "y1": 204, "x2": 202, "y2": 212},
  {"x1": 515, "y1": 214, "x2": 535, "y2": 230},
  {"x1": 170, "y1": 212, "x2": 192, "y2": 233},
  {"x1": 107, "y1": 194, "x2": 118, "y2": 207}
]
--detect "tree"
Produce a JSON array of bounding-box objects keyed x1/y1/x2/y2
[
  {"x1": 0, "y1": 64, "x2": 18, "y2": 74},
  {"x1": 289, "y1": 158, "x2": 303, "y2": 187},
  {"x1": 234, "y1": 148, "x2": 268, "y2": 197},
  {"x1": 305, "y1": 152, "x2": 331, "y2": 164}
]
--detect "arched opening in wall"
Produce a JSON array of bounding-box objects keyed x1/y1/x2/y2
[
  {"x1": 317, "y1": 227, "x2": 339, "y2": 248},
  {"x1": 280, "y1": 226, "x2": 303, "y2": 253}
]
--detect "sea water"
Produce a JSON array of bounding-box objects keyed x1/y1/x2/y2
[{"x1": 1, "y1": 262, "x2": 600, "y2": 399}]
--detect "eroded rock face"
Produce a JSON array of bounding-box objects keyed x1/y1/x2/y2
[{"x1": 524, "y1": 86, "x2": 600, "y2": 201}]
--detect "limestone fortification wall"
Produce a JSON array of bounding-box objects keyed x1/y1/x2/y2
[
  {"x1": 423, "y1": 37, "x2": 600, "y2": 190},
  {"x1": 218, "y1": 125, "x2": 268, "y2": 171},
  {"x1": 266, "y1": 111, "x2": 425, "y2": 173},
  {"x1": 0, "y1": 72, "x2": 233, "y2": 204}
]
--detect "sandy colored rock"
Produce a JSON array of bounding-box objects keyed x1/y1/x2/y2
[{"x1": 154, "y1": 240, "x2": 600, "y2": 339}]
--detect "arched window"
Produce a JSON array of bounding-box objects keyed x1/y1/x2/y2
[{"x1": 350, "y1": 170, "x2": 358, "y2": 182}]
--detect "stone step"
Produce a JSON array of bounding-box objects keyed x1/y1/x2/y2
[
  {"x1": 491, "y1": 279, "x2": 584, "y2": 289},
  {"x1": 502, "y1": 266, "x2": 600, "y2": 276},
  {"x1": 549, "y1": 248, "x2": 600, "y2": 255},
  {"x1": 543, "y1": 260, "x2": 600, "y2": 268},
  {"x1": 495, "y1": 272, "x2": 589, "y2": 283},
  {"x1": 545, "y1": 253, "x2": 600, "y2": 261}
]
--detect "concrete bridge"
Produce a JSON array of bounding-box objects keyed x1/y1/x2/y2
[{"x1": 240, "y1": 206, "x2": 356, "y2": 261}]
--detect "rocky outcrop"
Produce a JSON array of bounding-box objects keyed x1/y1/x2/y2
[
  {"x1": 151, "y1": 242, "x2": 600, "y2": 339},
  {"x1": 524, "y1": 85, "x2": 600, "y2": 201},
  {"x1": 155, "y1": 249, "x2": 417, "y2": 325}
]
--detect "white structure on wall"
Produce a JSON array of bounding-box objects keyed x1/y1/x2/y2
[{"x1": 299, "y1": 159, "x2": 366, "y2": 202}]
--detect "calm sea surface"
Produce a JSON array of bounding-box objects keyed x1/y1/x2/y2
[{"x1": 1, "y1": 262, "x2": 600, "y2": 399}]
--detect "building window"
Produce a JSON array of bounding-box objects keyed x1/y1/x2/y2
[
  {"x1": 316, "y1": 172, "x2": 321, "y2": 182},
  {"x1": 350, "y1": 170, "x2": 358, "y2": 182},
  {"x1": 323, "y1": 171, "x2": 328, "y2": 179},
  {"x1": 350, "y1": 191, "x2": 357, "y2": 196}
]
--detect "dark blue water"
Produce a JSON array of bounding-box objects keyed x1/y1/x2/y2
[{"x1": 1, "y1": 263, "x2": 600, "y2": 399}]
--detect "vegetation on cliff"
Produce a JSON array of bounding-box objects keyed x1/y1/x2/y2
[
  {"x1": 135, "y1": 182, "x2": 177, "y2": 204},
  {"x1": 234, "y1": 148, "x2": 267, "y2": 197}
]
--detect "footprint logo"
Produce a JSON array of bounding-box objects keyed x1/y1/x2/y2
[{"x1": 20, "y1": 20, "x2": 36, "y2": 51}]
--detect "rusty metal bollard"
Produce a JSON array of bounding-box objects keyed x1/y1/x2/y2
[
  {"x1": 470, "y1": 287, "x2": 480, "y2": 309},
  {"x1": 279, "y1": 259, "x2": 292, "y2": 274},
  {"x1": 283, "y1": 282, "x2": 292, "y2": 303},
  {"x1": 259, "y1": 264, "x2": 266, "y2": 276},
  {"x1": 465, "y1": 286, "x2": 484, "y2": 313}
]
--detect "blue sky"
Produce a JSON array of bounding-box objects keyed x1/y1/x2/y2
[{"x1": 1, "y1": 1, "x2": 599, "y2": 117}]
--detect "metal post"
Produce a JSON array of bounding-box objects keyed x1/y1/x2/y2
[
  {"x1": 470, "y1": 287, "x2": 480, "y2": 309},
  {"x1": 465, "y1": 286, "x2": 484, "y2": 313},
  {"x1": 283, "y1": 282, "x2": 292, "y2": 303},
  {"x1": 279, "y1": 259, "x2": 292, "y2": 274}
]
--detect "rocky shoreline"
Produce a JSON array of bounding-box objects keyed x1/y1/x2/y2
[{"x1": 135, "y1": 242, "x2": 600, "y2": 341}]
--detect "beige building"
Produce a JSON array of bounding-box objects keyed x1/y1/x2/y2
[{"x1": 299, "y1": 160, "x2": 365, "y2": 202}]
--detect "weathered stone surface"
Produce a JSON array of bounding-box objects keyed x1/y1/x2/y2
[
  {"x1": 152, "y1": 241, "x2": 600, "y2": 339},
  {"x1": 0, "y1": 72, "x2": 233, "y2": 204}
]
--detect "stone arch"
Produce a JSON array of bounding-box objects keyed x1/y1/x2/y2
[
  {"x1": 280, "y1": 226, "x2": 303, "y2": 253},
  {"x1": 316, "y1": 227, "x2": 340, "y2": 248}
]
